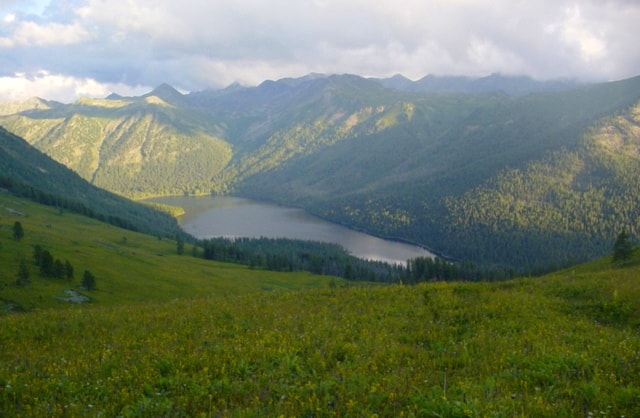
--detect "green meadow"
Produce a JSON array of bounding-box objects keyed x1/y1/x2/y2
[
  {"x1": 1, "y1": 193, "x2": 640, "y2": 417},
  {"x1": 0, "y1": 193, "x2": 342, "y2": 311}
]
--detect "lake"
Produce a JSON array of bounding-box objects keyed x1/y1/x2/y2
[{"x1": 147, "y1": 196, "x2": 434, "y2": 265}]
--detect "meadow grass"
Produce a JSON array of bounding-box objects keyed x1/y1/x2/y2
[
  {"x1": 1, "y1": 275, "x2": 639, "y2": 417},
  {"x1": 1, "y1": 194, "x2": 640, "y2": 416},
  {"x1": 0, "y1": 193, "x2": 342, "y2": 311}
]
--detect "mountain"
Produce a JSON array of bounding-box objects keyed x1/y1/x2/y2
[
  {"x1": 0, "y1": 96, "x2": 62, "y2": 115},
  {"x1": 233, "y1": 75, "x2": 640, "y2": 268},
  {"x1": 0, "y1": 126, "x2": 180, "y2": 237},
  {"x1": 0, "y1": 93, "x2": 232, "y2": 198},
  {"x1": 373, "y1": 73, "x2": 582, "y2": 95},
  {"x1": 143, "y1": 82, "x2": 186, "y2": 105},
  {"x1": 1, "y1": 74, "x2": 640, "y2": 270}
]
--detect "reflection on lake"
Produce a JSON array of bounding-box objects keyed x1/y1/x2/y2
[{"x1": 147, "y1": 196, "x2": 434, "y2": 265}]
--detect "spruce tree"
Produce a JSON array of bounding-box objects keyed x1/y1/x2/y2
[
  {"x1": 64, "y1": 260, "x2": 74, "y2": 280},
  {"x1": 12, "y1": 221, "x2": 24, "y2": 241},
  {"x1": 16, "y1": 259, "x2": 29, "y2": 286},
  {"x1": 176, "y1": 234, "x2": 185, "y2": 255},
  {"x1": 39, "y1": 250, "x2": 54, "y2": 277},
  {"x1": 82, "y1": 270, "x2": 96, "y2": 291},
  {"x1": 613, "y1": 230, "x2": 633, "y2": 263},
  {"x1": 53, "y1": 259, "x2": 65, "y2": 279}
]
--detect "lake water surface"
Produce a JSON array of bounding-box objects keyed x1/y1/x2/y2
[{"x1": 148, "y1": 196, "x2": 434, "y2": 265}]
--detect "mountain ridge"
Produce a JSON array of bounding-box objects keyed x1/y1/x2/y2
[
  {"x1": 1, "y1": 72, "x2": 639, "y2": 270},
  {"x1": 372, "y1": 72, "x2": 582, "y2": 95}
]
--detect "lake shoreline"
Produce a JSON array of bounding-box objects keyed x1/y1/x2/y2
[{"x1": 143, "y1": 195, "x2": 435, "y2": 264}]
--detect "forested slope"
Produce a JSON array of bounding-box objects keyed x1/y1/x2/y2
[
  {"x1": 441, "y1": 103, "x2": 640, "y2": 266},
  {"x1": 0, "y1": 91, "x2": 232, "y2": 198},
  {"x1": 0, "y1": 126, "x2": 180, "y2": 237},
  {"x1": 239, "y1": 76, "x2": 640, "y2": 270},
  {"x1": 1, "y1": 74, "x2": 640, "y2": 270}
]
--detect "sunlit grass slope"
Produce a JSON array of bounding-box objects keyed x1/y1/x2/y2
[
  {"x1": 0, "y1": 193, "x2": 342, "y2": 312},
  {"x1": 1, "y1": 225, "x2": 639, "y2": 416}
]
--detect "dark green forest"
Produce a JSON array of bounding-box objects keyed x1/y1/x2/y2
[
  {"x1": 195, "y1": 237, "x2": 516, "y2": 283},
  {"x1": 0, "y1": 126, "x2": 181, "y2": 238},
  {"x1": 2, "y1": 74, "x2": 640, "y2": 271}
]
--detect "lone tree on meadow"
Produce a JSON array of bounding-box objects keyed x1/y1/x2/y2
[
  {"x1": 39, "y1": 250, "x2": 54, "y2": 276},
  {"x1": 176, "y1": 233, "x2": 185, "y2": 255},
  {"x1": 16, "y1": 259, "x2": 30, "y2": 286},
  {"x1": 82, "y1": 270, "x2": 96, "y2": 291},
  {"x1": 612, "y1": 229, "x2": 633, "y2": 263},
  {"x1": 64, "y1": 260, "x2": 74, "y2": 280},
  {"x1": 13, "y1": 221, "x2": 24, "y2": 241}
]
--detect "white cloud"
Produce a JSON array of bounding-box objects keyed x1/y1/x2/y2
[
  {"x1": 546, "y1": 4, "x2": 606, "y2": 63},
  {"x1": 1, "y1": 20, "x2": 93, "y2": 47},
  {"x1": 466, "y1": 38, "x2": 527, "y2": 76},
  {"x1": 0, "y1": 71, "x2": 150, "y2": 102},
  {"x1": 0, "y1": 0, "x2": 638, "y2": 100}
]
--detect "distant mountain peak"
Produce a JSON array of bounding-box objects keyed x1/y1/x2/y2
[
  {"x1": 373, "y1": 73, "x2": 414, "y2": 90},
  {"x1": 389, "y1": 73, "x2": 411, "y2": 81},
  {"x1": 0, "y1": 96, "x2": 59, "y2": 116},
  {"x1": 144, "y1": 83, "x2": 184, "y2": 102},
  {"x1": 25, "y1": 96, "x2": 51, "y2": 106},
  {"x1": 225, "y1": 81, "x2": 245, "y2": 90},
  {"x1": 374, "y1": 73, "x2": 581, "y2": 95}
]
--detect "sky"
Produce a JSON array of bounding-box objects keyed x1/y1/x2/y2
[{"x1": 0, "y1": 0, "x2": 638, "y2": 102}]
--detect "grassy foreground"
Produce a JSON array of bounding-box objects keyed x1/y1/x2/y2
[
  {"x1": 1, "y1": 259, "x2": 640, "y2": 416},
  {"x1": 1, "y1": 193, "x2": 640, "y2": 416}
]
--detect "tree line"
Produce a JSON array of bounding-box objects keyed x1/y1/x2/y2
[
  {"x1": 9, "y1": 221, "x2": 97, "y2": 290},
  {"x1": 18, "y1": 244, "x2": 96, "y2": 290},
  {"x1": 194, "y1": 237, "x2": 517, "y2": 283}
]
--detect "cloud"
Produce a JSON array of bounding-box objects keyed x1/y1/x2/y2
[
  {"x1": 556, "y1": 4, "x2": 606, "y2": 61},
  {"x1": 0, "y1": 71, "x2": 151, "y2": 102},
  {"x1": 0, "y1": 20, "x2": 93, "y2": 47},
  {"x1": 0, "y1": 0, "x2": 638, "y2": 101}
]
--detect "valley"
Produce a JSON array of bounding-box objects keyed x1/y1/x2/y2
[
  {"x1": 2, "y1": 0, "x2": 640, "y2": 413},
  {"x1": 0, "y1": 73, "x2": 639, "y2": 417},
  {"x1": 1, "y1": 73, "x2": 640, "y2": 271},
  {"x1": 1, "y1": 192, "x2": 639, "y2": 415}
]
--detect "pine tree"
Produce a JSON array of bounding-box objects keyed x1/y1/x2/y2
[
  {"x1": 16, "y1": 259, "x2": 29, "y2": 286},
  {"x1": 612, "y1": 230, "x2": 633, "y2": 263},
  {"x1": 64, "y1": 260, "x2": 74, "y2": 280},
  {"x1": 82, "y1": 270, "x2": 96, "y2": 291},
  {"x1": 12, "y1": 221, "x2": 24, "y2": 241},
  {"x1": 39, "y1": 250, "x2": 54, "y2": 277},
  {"x1": 176, "y1": 234, "x2": 185, "y2": 255}
]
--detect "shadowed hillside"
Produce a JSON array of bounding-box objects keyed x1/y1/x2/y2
[
  {"x1": 1, "y1": 74, "x2": 640, "y2": 270},
  {"x1": 0, "y1": 126, "x2": 180, "y2": 237}
]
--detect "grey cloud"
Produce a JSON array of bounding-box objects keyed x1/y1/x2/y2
[{"x1": 1, "y1": 0, "x2": 639, "y2": 100}]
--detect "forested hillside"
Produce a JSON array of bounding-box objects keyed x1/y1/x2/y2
[
  {"x1": 442, "y1": 104, "x2": 640, "y2": 267},
  {"x1": 0, "y1": 126, "x2": 180, "y2": 237},
  {"x1": 1, "y1": 74, "x2": 639, "y2": 270},
  {"x1": 0, "y1": 89, "x2": 232, "y2": 198},
  {"x1": 236, "y1": 76, "x2": 640, "y2": 270}
]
